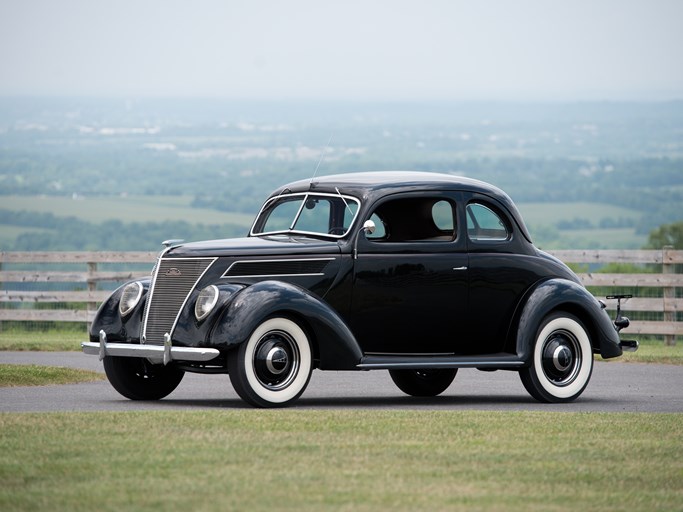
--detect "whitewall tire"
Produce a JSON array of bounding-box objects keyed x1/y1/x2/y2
[
  {"x1": 228, "y1": 317, "x2": 313, "y2": 408},
  {"x1": 520, "y1": 312, "x2": 594, "y2": 403}
]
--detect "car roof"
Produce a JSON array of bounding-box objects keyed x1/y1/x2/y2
[
  {"x1": 269, "y1": 171, "x2": 533, "y2": 243},
  {"x1": 283, "y1": 171, "x2": 497, "y2": 194}
]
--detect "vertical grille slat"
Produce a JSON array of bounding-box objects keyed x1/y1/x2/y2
[{"x1": 142, "y1": 258, "x2": 215, "y2": 345}]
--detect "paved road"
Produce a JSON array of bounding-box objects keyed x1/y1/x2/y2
[{"x1": 1, "y1": 351, "x2": 681, "y2": 412}]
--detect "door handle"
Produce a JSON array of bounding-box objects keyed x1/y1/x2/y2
[{"x1": 453, "y1": 266, "x2": 468, "y2": 271}]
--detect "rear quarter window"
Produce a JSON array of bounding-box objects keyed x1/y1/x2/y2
[{"x1": 466, "y1": 203, "x2": 509, "y2": 241}]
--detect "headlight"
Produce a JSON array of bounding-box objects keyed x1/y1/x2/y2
[
  {"x1": 119, "y1": 282, "x2": 143, "y2": 317},
  {"x1": 195, "y1": 285, "x2": 219, "y2": 321}
]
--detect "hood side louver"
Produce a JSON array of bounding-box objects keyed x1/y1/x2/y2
[{"x1": 223, "y1": 258, "x2": 333, "y2": 278}]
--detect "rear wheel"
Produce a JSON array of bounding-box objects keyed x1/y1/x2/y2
[
  {"x1": 103, "y1": 356, "x2": 184, "y2": 400},
  {"x1": 389, "y1": 368, "x2": 457, "y2": 397},
  {"x1": 228, "y1": 317, "x2": 313, "y2": 408},
  {"x1": 519, "y1": 312, "x2": 593, "y2": 403}
]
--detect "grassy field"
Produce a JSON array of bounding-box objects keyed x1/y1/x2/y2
[
  {"x1": 554, "y1": 228, "x2": 647, "y2": 250},
  {"x1": 0, "y1": 364, "x2": 104, "y2": 387},
  {"x1": 0, "y1": 194, "x2": 255, "y2": 225},
  {"x1": 517, "y1": 202, "x2": 646, "y2": 249},
  {"x1": 517, "y1": 202, "x2": 641, "y2": 226},
  {"x1": 611, "y1": 340, "x2": 683, "y2": 365},
  {"x1": 0, "y1": 329, "x2": 87, "y2": 352},
  {"x1": 0, "y1": 410, "x2": 681, "y2": 511}
]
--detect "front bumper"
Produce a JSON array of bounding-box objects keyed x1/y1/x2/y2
[{"x1": 82, "y1": 330, "x2": 220, "y2": 365}]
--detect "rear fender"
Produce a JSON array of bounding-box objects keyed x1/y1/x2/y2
[
  {"x1": 210, "y1": 280, "x2": 363, "y2": 370},
  {"x1": 512, "y1": 278, "x2": 622, "y2": 363}
]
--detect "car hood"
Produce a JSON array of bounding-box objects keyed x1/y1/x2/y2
[{"x1": 164, "y1": 236, "x2": 342, "y2": 258}]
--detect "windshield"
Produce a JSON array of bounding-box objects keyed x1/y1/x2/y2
[{"x1": 251, "y1": 192, "x2": 360, "y2": 239}]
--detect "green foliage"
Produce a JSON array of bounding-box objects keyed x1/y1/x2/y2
[
  {"x1": 646, "y1": 221, "x2": 683, "y2": 249},
  {"x1": 598, "y1": 262, "x2": 654, "y2": 274}
]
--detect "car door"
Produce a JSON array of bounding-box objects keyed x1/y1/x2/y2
[
  {"x1": 349, "y1": 192, "x2": 469, "y2": 355},
  {"x1": 465, "y1": 195, "x2": 542, "y2": 353}
]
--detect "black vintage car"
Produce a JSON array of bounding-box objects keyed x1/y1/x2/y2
[{"x1": 83, "y1": 171, "x2": 637, "y2": 407}]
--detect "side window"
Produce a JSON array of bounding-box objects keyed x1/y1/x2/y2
[
  {"x1": 466, "y1": 203, "x2": 509, "y2": 241},
  {"x1": 367, "y1": 197, "x2": 456, "y2": 242}
]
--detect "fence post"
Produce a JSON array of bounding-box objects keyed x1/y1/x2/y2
[
  {"x1": 0, "y1": 256, "x2": 3, "y2": 333},
  {"x1": 663, "y1": 245, "x2": 675, "y2": 346},
  {"x1": 87, "y1": 261, "x2": 98, "y2": 332}
]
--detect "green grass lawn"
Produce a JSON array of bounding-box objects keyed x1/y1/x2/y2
[
  {"x1": 0, "y1": 329, "x2": 86, "y2": 352},
  {"x1": 613, "y1": 339, "x2": 683, "y2": 365},
  {"x1": 0, "y1": 410, "x2": 680, "y2": 511},
  {"x1": 0, "y1": 364, "x2": 105, "y2": 387}
]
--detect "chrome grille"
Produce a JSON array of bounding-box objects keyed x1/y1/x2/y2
[{"x1": 141, "y1": 257, "x2": 215, "y2": 345}]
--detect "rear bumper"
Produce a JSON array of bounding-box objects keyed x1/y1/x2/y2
[
  {"x1": 82, "y1": 330, "x2": 220, "y2": 365},
  {"x1": 619, "y1": 339, "x2": 639, "y2": 352}
]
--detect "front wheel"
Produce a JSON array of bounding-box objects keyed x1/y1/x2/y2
[
  {"x1": 228, "y1": 317, "x2": 313, "y2": 408},
  {"x1": 389, "y1": 368, "x2": 457, "y2": 397},
  {"x1": 103, "y1": 356, "x2": 184, "y2": 400},
  {"x1": 519, "y1": 312, "x2": 594, "y2": 403}
]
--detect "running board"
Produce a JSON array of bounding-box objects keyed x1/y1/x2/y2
[{"x1": 357, "y1": 353, "x2": 524, "y2": 370}]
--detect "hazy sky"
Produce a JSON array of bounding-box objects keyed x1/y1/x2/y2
[{"x1": 1, "y1": 0, "x2": 681, "y2": 101}]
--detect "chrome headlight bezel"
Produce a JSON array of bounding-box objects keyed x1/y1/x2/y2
[
  {"x1": 119, "y1": 281, "x2": 143, "y2": 317},
  {"x1": 195, "y1": 285, "x2": 219, "y2": 322}
]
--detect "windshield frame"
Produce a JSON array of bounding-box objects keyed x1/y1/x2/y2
[{"x1": 250, "y1": 191, "x2": 362, "y2": 239}]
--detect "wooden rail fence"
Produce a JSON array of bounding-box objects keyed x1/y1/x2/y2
[{"x1": 1, "y1": 249, "x2": 682, "y2": 343}]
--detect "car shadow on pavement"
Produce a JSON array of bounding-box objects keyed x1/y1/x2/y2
[{"x1": 127, "y1": 393, "x2": 606, "y2": 410}]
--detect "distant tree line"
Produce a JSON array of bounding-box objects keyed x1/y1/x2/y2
[
  {"x1": 555, "y1": 217, "x2": 636, "y2": 230},
  {"x1": 0, "y1": 210, "x2": 246, "y2": 251}
]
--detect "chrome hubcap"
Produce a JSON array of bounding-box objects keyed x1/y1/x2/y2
[
  {"x1": 552, "y1": 345, "x2": 573, "y2": 372},
  {"x1": 541, "y1": 330, "x2": 581, "y2": 386},
  {"x1": 253, "y1": 330, "x2": 299, "y2": 391},
  {"x1": 265, "y1": 346, "x2": 289, "y2": 375}
]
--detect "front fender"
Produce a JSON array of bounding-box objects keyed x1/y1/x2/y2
[
  {"x1": 512, "y1": 278, "x2": 622, "y2": 363},
  {"x1": 210, "y1": 280, "x2": 363, "y2": 370},
  {"x1": 90, "y1": 279, "x2": 150, "y2": 342}
]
